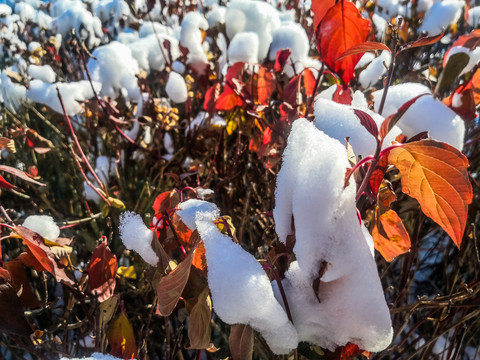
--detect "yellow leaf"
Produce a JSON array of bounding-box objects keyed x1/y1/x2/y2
[
  {"x1": 388, "y1": 140, "x2": 473, "y2": 247},
  {"x1": 117, "y1": 266, "x2": 137, "y2": 279},
  {"x1": 107, "y1": 312, "x2": 137, "y2": 360},
  {"x1": 372, "y1": 209, "x2": 411, "y2": 262}
]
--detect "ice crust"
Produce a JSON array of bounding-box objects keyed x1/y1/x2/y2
[
  {"x1": 372, "y1": 83, "x2": 465, "y2": 149},
  {"x1": 119, "y1": 211, "x2": 158, "y2": 266}
]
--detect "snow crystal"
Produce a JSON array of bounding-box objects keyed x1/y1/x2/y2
[
  {"x1": 372, "y1": 83, "x2": 465, "y2": 149},
  {"x1": 228, "y1": 32, "x2": 259, "y2": 64},
  {"x1": 119, "y1": 212, "x2": 158, "y2": 266},
  {"x1": 87, "y1": 41, "x2": 140, "y2": 101},
  {"x1": 27, "y1": 79, "x2": 100, "y2": 115},
  {"x1": 273, "y1": 119, "x2": 393, "y2": 351},
  {"x1": 23, "y1": 215, "x2": 60, "y2": 241},
  {"x1": 177, "y1": 199, "x2": 219, "y2": 230},
  {"x1": 28, "y1": 65, "x2": 56, "y2": 83},
  {"x1": 358, "y1": 51, "x2": 391, "y2": 88},
  {"x1": 419, "y1": 0, "x2": 464, "y2": 35},
  {"x1": 313, "y1": 99, "x2": 400, "y2": 156},
  {"x1": 165, "y1": 72, "x2": 188, "y2": 103}
]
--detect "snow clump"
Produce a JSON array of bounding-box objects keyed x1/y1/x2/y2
[
  {"x1": 418, "y1": 0, "x2": 464, "y2": 35},
  {"x1": 273, "y1": 118, "x2": 393, "y2": 351},
  {"x1": 177, "y1": 199, "x2": 298, "y2": 354},
  {"x1": 372, "y1": 83, "x2": 465, "y2": 150},
  {"x1": 23, "y1": 215, "x2": 60, "y2": 241},
  {"x1": 119, "y1": 212, "x2": 158, "y2": 266},
  {"x1": 166, "y1": 72, "x2": 188, "y2": 103}
]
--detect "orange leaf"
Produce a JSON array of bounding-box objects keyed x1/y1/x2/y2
[
  {"x1": 156, "y1": 251, "x2": 194, "y2": 316},
  {"x1": 216, "y1": 85, "x2": 244, "y2": 111},
  {"x1": 88, "y1": 242, "x2": 117, "y2": 302},
  {"x1": 372, "y1": 209, "x2": 411, "y2": 262},
  {"x1": 4, "y1": 260, "x2": 41, "y2": 308},
  {"x1": 257, "y1": 66, "x2": 276, "y2": 105},
  {"x1": 107, "y1": 312, "x2": 138, "y2": 359},
  {"x1": 388, "y1": 140, "x2": 473, "y2": 247},
  {"x1": 192, "y1": 242, "x2": 207, "y2": 272},
  {"x1": 471, "y1": 68, "x2": 480, "y2": 106},
  {"x1": 311, "y1": 0, "x2": 335, "y2": 31},
  {"x1": 317, "y1": 1, "x2": 370, "y2": 86},
  {"x1": 336, "y1": 41, "x2": 391, "y2": 61}
]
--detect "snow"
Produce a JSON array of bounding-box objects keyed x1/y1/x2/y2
[
  {"x1": 0, "y1": 71, "x2": 27, "y2": 113},
  {"x1": 138, "y1": 21, "x2": 171, "y2": 38},
  {"x1": 127, "y1": 34, "x2": 180, "y2": 73},
  {"x1": 268, "y1": 22, "x2": 309, "y2": 64},
  {"x1": 418, "y1": 0, "x2": 464, "y2": 35},
  {"x1": 15, "y1": 2, "x2": 35, "y2": 22},
  {"x1": 358, "y1": 51, "x2": 391, "y2": 88},
  {"x1": 87, "y1": 41, "x2": 140, "y2": 101},
  {"x1": 165, "y1": 72, "x2": 188, "y2": 103},
  {"x1": 225, "y1": 0, "x2": 281, "y2": 61},
  {"x1": 228, "y1": 32, "x2": 259, "y2": 64},
  {"x1": 178, "y1": 199, "x2": 298, "y2": 354},
  {"x1": 273, "y1": 119, "x2": 393, "y2": 351},
  {"x1": 60, "y1": 353, "x2": 123, "y2": 360},
  {"x1": 28, "y1": 64, "x2": 56, "y2": 83},
  {"x1": 313, "y1": 98, "x2": 400, "y2": 156},
  {"x1": 372, "y1": 83, "x2": 465, "y2": 149},
  {"x1": 23, "y1": 215, "x2": 60, "y2": 241},
  {"x1": 180, "y1": 11, "x2": 209, "y2": 66},
  {"x1": 95, "y1": 156, "x2": 117, "y2": 185},
  {"x1": 468, "y1": 7, "x2": 480, "y2": 27},
  {"x1": 27, "y1": 79, "x2": 100, "y2": 116},
  {"x1": 206, "y1": 6, "x2": 226, "y2": 27},
  {"x1": 119, "y1": 212, "x2": 159, "y2": 266},
  {"x1": 0, "y1": 4, "x2": 12, "y2": 16}
]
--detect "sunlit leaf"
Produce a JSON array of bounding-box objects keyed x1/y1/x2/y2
[
  {"x1": 257, "y1": 66, "x2": 276, "y2": 105},
  {"x1": 303, "y1": 68, "x2": 317, "y2": 98},
  {"x1": 107, "y1": 311, "x2": 138, "y2": 359},
  {"x1": 88, "y1": 242, "x2": 117, "y2": 302},
  {"x1": 372, "y1": 209, "x2": 411, "y2": 262},
  {"x1": 152, "y1": 190, "x2": 180, "y2": 216},
  {"x1": 317, "y1": 1, "x2": 370, "y2": 85},
  {"x1": 274, "y1": 49, "x2": 291, "y2": 73},
  {"x1": 311, "y1": 0, "x2": 335, "y2": 31},
  {"x1": 336, "y1": 41, "x2": 390, "y2": 61},
  {"x1": 388, "y1": 140, "x2": 473, "y2": 247}
]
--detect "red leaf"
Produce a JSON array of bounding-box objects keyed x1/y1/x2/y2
[
  {"x1": 311, "y1": 0, "x2": 335, "y2": 31},
  {"x1": 257, "y1": 66, "x2": 276, "y2": 105},
  {"x1": 353, "y1": 109, "x2": 379, "y2": 139},
  {"x1": 332, "y1": 84, "x2": 353, "y2": 105},
  {"x1": 225, "y1": 62, "x2": 245, "y2": 82},
  {"x1": 0, "y1": 175, "x2": 18, "y2": 190},
  {"x1": 0, "y1": 165, "x2": 45, "y2": 186},
  {"x1": 443, "y1": 85, "x2": 477, "y2": 121},
  {"x1": 274, "y1": 49, "x2": 291, "y2": 73},
  {"x1": 0, "y1": 277, "x2": 32, "y2": 336},
  {"x1": 317, "y1": 2, "x2": 370, "y2": 85},
  {"x1": 399, "y1": 31, "x2": 445, "y2": 54},
  {"x1": 203, "y1": 83, "x2": 221, "y2": 115},
  {"x1": 283, "y1": 74, "x2": 301, "y2": 106},
  {"x1": 88, "y1": 242, "x2": 117, "y2": 302},
  {"x1": 336, "y1": 41, "x2": 391, "y2": 61},
  {"x1": 369, "y1": 154, "x2": 389, "y2": 196},
  {"x1": 4, "y1": 260, "x2": 41, "y2": 308},
  {"x1": 13, "y1": 226, "x2": 56, "y2": 275},
  {"x1": 216, "y1": 85, "x2": 244, "y2": 111},
  {"x1": 303, "y1": 68, "x2": 317, "y2": 98},
  {"x1": 444, "y1": 30, "x2": 480, "y2": 68},
  {"x1": 152, "y1": 190, "x2": 180, "y2": 216}
]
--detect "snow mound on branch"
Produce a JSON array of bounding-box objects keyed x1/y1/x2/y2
[
  {"x1": 372, "y1": 83, "x2": 465, "y2": 150},
  {"x1": 166, "y1": 72, "x2": 188, "y2": 103},
  {"x1": 23, "y1": 215, "x2": 60, "y2": 241},
  {"x1": 228, "y1": 32, "x2": 259, "y2": 64},
  {"x1": 87, "y1": 41, "x2": 140, "y2": 101},
  {"x1": 26, "y1": 79, "x2": 100, "y2": 115},
  {"x1": 0, "y1": 71, "x2": 27, "y2": 113},
  {"x1": 61, "y1": 353, "x2": 122, "y2": 360},
  {"x1": 180, "y1": 11, "x2": 209, "y2": 66},
  {"x1": 28, "y1": 65, "x2": 56, "y2": 83},
  {"x1": 444, "y1": 46, "x2": 480, "y2": 76},
  {"x1": 178, "y1": 199, "x2": 298, "y2": 354},
  {"x1": 468, "y1": 7, "x2": 480, "y2": 27},
  {"x1": 119, "y1": 212, "x2": 158, "y2": 266},
  {"x1": 127, "y1": 34, "x2": 180, "y2": 73},
  {"x1": 225, "y1": 0, "x2": 281, "y2": 61},
  {"x1": 273, "y1": 119, "x2": 393, "y2": 351},
  {"x1": 313, "y1": 99, "x2": 400, "y2": 156},
  {"x1": 358, "y1": 50, "x2": 391, "y2": 88},
  {"x1": 419, "y1": 0, "x2": 464, "y2": 35}
]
